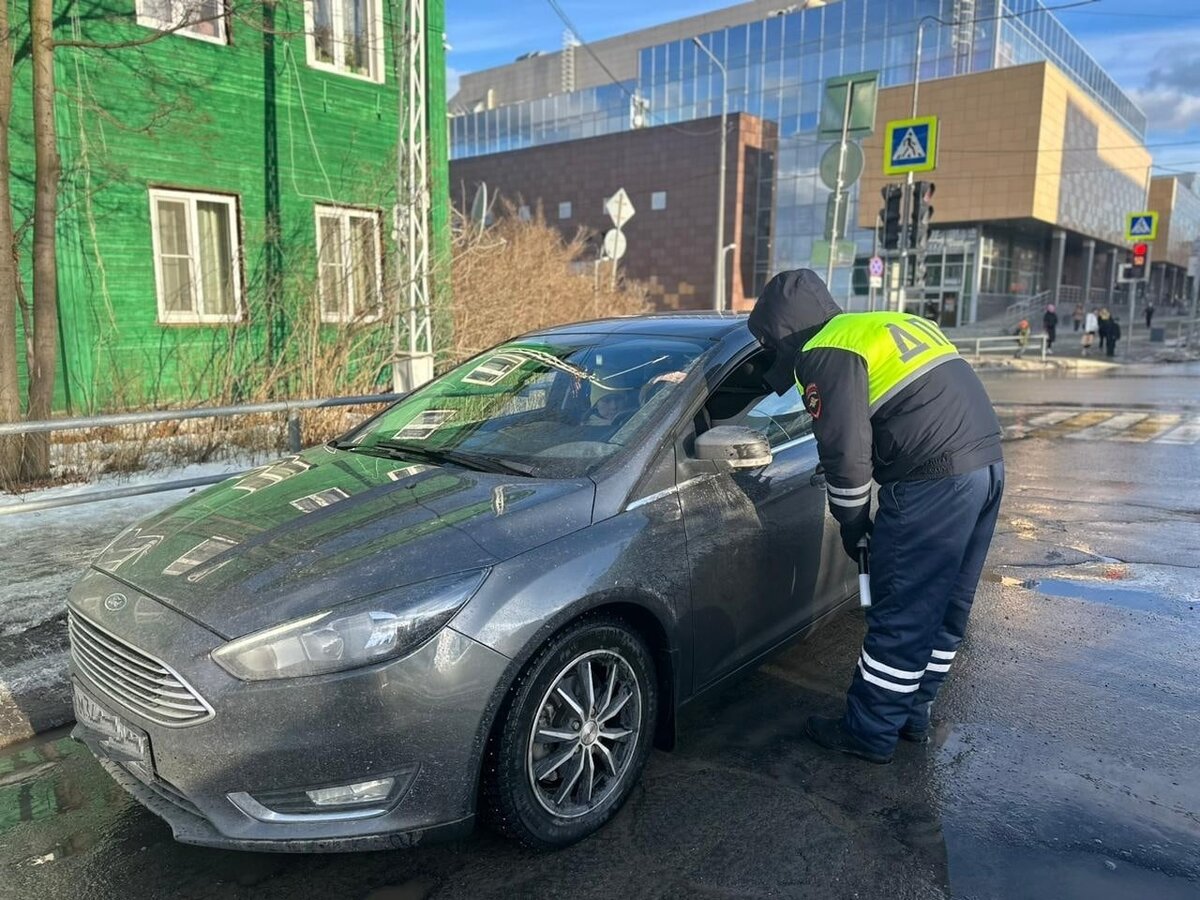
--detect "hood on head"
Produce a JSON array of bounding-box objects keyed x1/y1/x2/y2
[{"x1": 747, "y1": 269, "x2": 842, "y2": 395}]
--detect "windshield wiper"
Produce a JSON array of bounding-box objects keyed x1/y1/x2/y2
[{"x1": 371, "y1": 440, "x2": 536, "y2": 477}]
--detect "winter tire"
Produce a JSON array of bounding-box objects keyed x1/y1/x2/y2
[{"x1": 483, "y1": 615, "x2": 656, "y2": 848}]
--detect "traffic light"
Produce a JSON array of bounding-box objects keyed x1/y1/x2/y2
[
  {"x1": 908, "y1": 182, "x2": 935, "y2": 286},
  {"x1": 1129, "y1": 242, "x2": 1148, "y2": 280},
  {"x1": 909, "y1": 181, "x2": 935, "y2": 253},
  {"x1": 880, "y1": 185, "x2": 903, "y2": 251}
]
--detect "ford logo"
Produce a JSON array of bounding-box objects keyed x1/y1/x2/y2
[{"x1": 103, "y1": 593, "x2": 128, "y2": 612}]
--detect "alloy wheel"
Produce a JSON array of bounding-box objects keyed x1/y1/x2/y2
[{"x1": 526, "y1": 649, "x2": 642, "y2": 819}]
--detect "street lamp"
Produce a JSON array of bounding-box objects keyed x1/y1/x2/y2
[
  {"x1": 722, "y1": 242, "x2": 737, "y2": 311},
  {"x1": 692, "y1": 36, "x2": 728, "y2": 313}
]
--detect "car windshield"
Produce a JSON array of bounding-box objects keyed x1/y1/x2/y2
[{"x1": 349, "y1": 333, "x2": 712, "y2": 477}]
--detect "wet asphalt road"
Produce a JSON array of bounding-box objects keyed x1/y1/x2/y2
[{"x1": 1, "y1": 367, "x2": 1198, "y2": 899}]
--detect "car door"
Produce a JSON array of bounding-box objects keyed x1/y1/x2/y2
[{"x1": 679, "y1": 354, "x2": 850, "y2": 691}]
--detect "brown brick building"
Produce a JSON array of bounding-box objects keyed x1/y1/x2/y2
[{"x1": 450, "y1": 113, "x2": 777, "y2": 312}]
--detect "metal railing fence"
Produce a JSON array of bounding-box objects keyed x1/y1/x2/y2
[
  {"x1": 0, "y1": 392, "x2": 401, "y2": 517},
  {"x1": 952, "y1": 334, "x2": 1048, "y2": 363}
]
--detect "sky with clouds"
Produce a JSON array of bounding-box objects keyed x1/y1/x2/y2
[{"x1": 445, "y1": 0, "x2": 1200, "y2": 175}]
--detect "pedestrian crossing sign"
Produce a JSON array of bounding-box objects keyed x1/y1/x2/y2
[
  {"x1": 1124, "y1": 211, "x2": 1158, "y2": 242},
  {"x1": 883, "y1": 116, "x2": 938, "y2": 175}
]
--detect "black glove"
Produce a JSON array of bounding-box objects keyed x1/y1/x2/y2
[{"x1": 840, "y1": 518, "x2": 873, "y2": 561}]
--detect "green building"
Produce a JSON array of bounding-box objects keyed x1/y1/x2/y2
[{"x1": 9, "y1": 0, "x2": 449, "y2": 412}]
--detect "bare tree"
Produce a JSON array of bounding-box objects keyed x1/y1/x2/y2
[
  {"x1": 21, "y1": 0, "x2": 60, "y2": 479},
  {"x1": 0, "y1": 1, "x2": 21, "y2": 480}
]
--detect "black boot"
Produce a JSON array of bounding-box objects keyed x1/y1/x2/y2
[
  {"x1": 901, "y1": 701, "x2": 932, "y2": 744},
  {"x1": 803, "y1": 716, "x2": 892, "y2": 764},
  {"x1": 898, "y1": 723, "x2": 929, "y2": 744}
]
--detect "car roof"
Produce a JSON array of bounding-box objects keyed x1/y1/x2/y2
[{"x1": 520, "y1": 312, "x2": 750, "y2": 341}]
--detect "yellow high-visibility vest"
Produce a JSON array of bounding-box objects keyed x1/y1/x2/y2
[{"x1": 801, "y1": 312, "x2": 960, "y2": 412}]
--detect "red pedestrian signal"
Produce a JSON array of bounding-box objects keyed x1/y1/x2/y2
[{"x1": 1132, "y1": 242, "x2": 1148, "y2": 266}]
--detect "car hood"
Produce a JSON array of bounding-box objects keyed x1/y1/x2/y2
[{"x1": 92, "y1": 446, "x2": 595, "y2": 638}]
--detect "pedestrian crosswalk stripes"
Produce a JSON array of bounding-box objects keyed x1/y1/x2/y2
[
  {"x1": 1158, "y1": 421, "x2": 1200, "y2": 444},
  {"x1": 1109, "y1": 414, "x2": 1183, "y2": 443},
  {"x1": 1064, "y1": 412, "x2": 1148, "y2": 441},
  {"x1": 1001, "y1": 408, "x2": 1200, "y2": 445},
  {"x1": 1025, "y1": 411, "x2": 1077, "y2": 428}
]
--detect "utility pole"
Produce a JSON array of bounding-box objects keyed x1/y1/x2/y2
[
  {"x1": 394, "y1": 0, "x2": 433, "y2": 393},
  {"x1": 693, "y1": 37, "x2": 727, "y2": 312}
]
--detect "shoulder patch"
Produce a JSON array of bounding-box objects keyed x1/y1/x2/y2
[{"x1": 803, "y1": 382, "x2": 822, "y2": 418}]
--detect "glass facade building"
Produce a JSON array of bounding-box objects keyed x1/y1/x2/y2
[{"x1": 451, "y1": 0, "x2": 1145, "y2": 318}]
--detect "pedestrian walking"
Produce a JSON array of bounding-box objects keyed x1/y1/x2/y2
[
  {"x1": 1145, "y1": 302, "x2": 1155, "y2": 330},
  {"x1": 1097, "y1": 308, "x2": 1115, "y2": 357},
  {"x1": 1082, "y1": 308, "x2": 1099, "y2": 355},
  {"x1": 749, "y1": 269, "x2": 1004, "y2": 765},
  {"x1": 1106, "y1": 316, "x2": 1121, "y2": 357},
  {"x1": 1014, "y1": 319, "x2": 1031, "y2": 358},
  {"x1": 1042, "y1": 304, "x2": 1058, "y2": 353},
  {"x1": 1072, "y1": 302, "x2": 1084, "y2": 332}
]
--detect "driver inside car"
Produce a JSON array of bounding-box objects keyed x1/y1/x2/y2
[{"x1": 586, "y1": 390, "x2": 636, "y2": 425}]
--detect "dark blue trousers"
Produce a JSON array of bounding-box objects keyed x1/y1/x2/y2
[{"x1": 843, "y1": 462, "x2": 1004, "y2": 755}]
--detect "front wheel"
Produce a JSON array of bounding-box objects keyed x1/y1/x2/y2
[{"x1": 483, "y1": 617, "x2": 657, "y2": 848}]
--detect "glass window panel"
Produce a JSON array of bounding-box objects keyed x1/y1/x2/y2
[
  {"x1": 160, "y1": 257, "x2": 193, "y2": 313},
  {"x1": 823, "y1": 2, "x2": 843, "y2": 40},
  {"x1": 156, "y1": 199, "x2": 189, "y2": 256},
  {"x1": 318, "y1": 214, "x2": 347, "y2": 319},
  {"x1": 312, "y1": 0, "x2": 334, "y2": 63},
  {"x1": 196, "y1": 200, "x2": 233, "y2": 316},
  {"x1": 801, "y1": 49, "x2": 819, "y2": 83},
  {"x1": 349, "y1": 214, "x2": 379, "y2": 315},
  {"x1": 728, "y1": 25, "x2": 748, "y2": 67}
]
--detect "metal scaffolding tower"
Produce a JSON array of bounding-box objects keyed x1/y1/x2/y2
[
  {"x1": 562, "y1": 30, "x2": 578, "y2": 93},
  {"x1": 393, "y1": 0, "x2": 434, "y2": 392}
]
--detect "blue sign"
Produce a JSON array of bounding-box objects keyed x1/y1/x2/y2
[
  {"x1": 1124, "y1": 212, "x2": 1158, "y2": 241},
  {"x1": 883, "y1": 116, "x2": 938, "y2": 175}
]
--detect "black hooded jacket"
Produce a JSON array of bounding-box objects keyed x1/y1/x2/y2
[{"x1": 748, "y1": 269, "x2": 1002, "y2": 532}]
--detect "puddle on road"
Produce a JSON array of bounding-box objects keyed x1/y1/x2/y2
[
  {"x1": 0, "y1": 726, "x2": 138, "y2": 866},
  {"x1": 988, "y1": 567, "x2": 1196, "y2": 615}
]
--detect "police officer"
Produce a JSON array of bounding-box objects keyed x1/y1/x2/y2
[{"x1": 748, "y1": 269, "x2": 1004, "y2": 764}]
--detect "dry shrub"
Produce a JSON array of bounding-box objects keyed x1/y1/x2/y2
[{"x1": 447, "y1": 207, "x2": 649, "y2": 366}]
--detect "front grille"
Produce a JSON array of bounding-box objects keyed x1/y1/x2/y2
[{"x1": 68, "y1": 609, "x2": 214, "y2": 727}]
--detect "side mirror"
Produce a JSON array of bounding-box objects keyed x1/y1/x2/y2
[{"x1": 695, "y1": 426, "x2": 772, "y2": 471}]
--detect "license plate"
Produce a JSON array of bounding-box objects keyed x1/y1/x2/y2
[{"x1": 74, "y1": 683, "x2": 154, "y2": 781}]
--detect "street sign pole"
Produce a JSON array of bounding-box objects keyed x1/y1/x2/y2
[
  {"x1": 869, "y1": 216, "x2": 880, "y2": 312},
  {"x1": 898, "y1": 22, "x2": 926, "y2": 315},
  {"x1": 604, "y1": 188, "x2": 635, "y2": 293},
  {"x1": 611, "y1": 195, "x2": 624, "y2": 291},
  {"x1": 825, "y1": 84, "x2": 854, "y2": 287}
]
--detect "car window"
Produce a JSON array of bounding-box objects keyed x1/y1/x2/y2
[
  {"x1": 742, "y1": 388, "x2": 813, "y2": 447},
  {"x1": 703, "y1": 351, "x2": 813, "y2": 449},
  {"x1": 351, "y1": 334, "x2": 712, "y2": 477}
]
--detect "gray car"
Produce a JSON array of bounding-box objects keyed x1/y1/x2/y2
[{"x1": 68, "y1": 314, "x2": 857, "y2": 851}]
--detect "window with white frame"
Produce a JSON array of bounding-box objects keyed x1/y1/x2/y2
[
  {"x1": 149, "y1": 189, "x2": 242, "y2": 324},
  {"x1": 651, "y1": 191, "x2": 667, "y2": 211},
  {"x1": 136, "y1": 0, "x2": 227, "y2": 43},
  {"x1": 305, "y1": 0, "x2": 384, "y2": 82},
  {"x1": 558, "y1": 201, "x2": 572, "y2": 220},
  {"x1": 315, "y1": 205, "x2": 383, "y2": 323}
]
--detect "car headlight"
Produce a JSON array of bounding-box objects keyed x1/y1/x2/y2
[{"x1": 211, "y1": 570, "x2": 488, "y2": 681}]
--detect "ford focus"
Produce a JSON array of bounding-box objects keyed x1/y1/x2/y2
[{"x1": 68, "y1": 314, "x2": 857, "y2": 851}]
